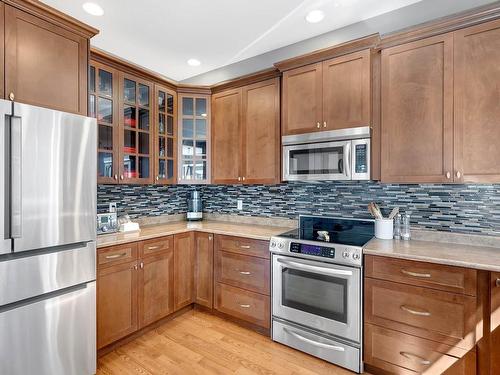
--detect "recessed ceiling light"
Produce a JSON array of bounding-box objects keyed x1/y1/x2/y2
[
  {"x1": 82, "y1": 2, "x2": 104, "y2": 16},
  {"x1": 187, "y1": 58, "x2": 201, "y2": 67},
  {"x1": 305, "y1": 9, "x2": 325, "y2": 23}
]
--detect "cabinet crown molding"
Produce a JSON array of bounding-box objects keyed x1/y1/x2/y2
[{"x1": 210, "y1": 67, "x2": 281, "y2": 94}]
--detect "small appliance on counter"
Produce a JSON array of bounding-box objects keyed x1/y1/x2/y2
[
  {"x1": 118, "y1": 214, "x2": 140, "y2": 232},
  {"x1": 97, "y1": 212, "x2": 118, "y2": 234},
  {"x1": 270, "y1": 215, "x2": 374, "y2": 373},
  {"x1": 187, "y1": 190, "x2": 203, "y2": 221}
]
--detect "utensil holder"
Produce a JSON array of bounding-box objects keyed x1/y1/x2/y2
[{"x1": 375, "y1": 218, "x2": 394, "y2": 240}]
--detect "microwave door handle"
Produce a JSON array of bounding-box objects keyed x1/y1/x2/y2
[
  {"x1": 10, "y1": 116, "x2": 22, "y2": 239},
  {"x1": 277, "y1": 258, "x2": 353, "y2": 277},
  {"x1": 344, "y1": 142, "x2": 352, "y2": 179}
]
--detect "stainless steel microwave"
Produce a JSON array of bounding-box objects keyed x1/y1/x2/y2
[{"x1": 282, "y1": 127, "x2": 370, "y2": 181}]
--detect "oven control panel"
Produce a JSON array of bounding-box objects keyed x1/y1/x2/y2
[{"x1": 290, "y1": 242, "x2": 335, "y2": 258}]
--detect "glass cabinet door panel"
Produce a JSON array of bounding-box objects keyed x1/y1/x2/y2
[
  {"x1": 124, "y1": 79, "x2": 136, "y2": 103},
  {"x1": 182, "y1": 160, "x2": 193, "y2": 180},
  {"x1": 167, "y1": 94, "x2": 174, "y2": 115},
  {"x1": 195, "y1": 161, "x2": 207, "y2": 180},
  {"x1": 167, "y1": 138, "x2": 173, "y2": 158},
  {"x1": 123, "y1": 155, "x2": 137, "y2": 178},
  {"x1": 138, "y1": 157, "x2": 150, "y2": 178},
  {"x1": 182, "y1": 97, "x2": 193, "y2": 116},
  {"x1": 139, "y1": 132, "x2": 150, "y2": 154},
  {"x1": 182, "y1": 119, "x2": 193, "y2": 138},
  {"x1": 182, "y1": 140, "x2": 194, "y2": 158},
  {"x1": 99, "y1": 69, "x2": 113, "y2": 96},
  {"x1": 138, "y1": 84, "x2": 149, "y2": 107},
  {"x1": 195, "y1": 98, "x2": 207, "y2": 117},
  {"x1": 159, "y1": 138, "x2": 166, "y2": 157},
  {"x1": 167, "y1": 116, "x2": 174, "y2": 136},
  {"x1": 195, "y1": 140, "x2": 206, "y2": 157},
  {"x1": 98, "y1": 125, "x2": 113, "y2": 150},
  {"x1": 89, "y1": 66, "x2": 96, "y2": 93},
  {"x1": 89, "y1": 95, "x2": 96, "y2": 118},
  {"x1": 158, "y1": 160, "x2": 166, "y2": 179},
  {"x1": 195, "y1": 119, "x2": 207, "y2": 138},
  {"x1": 158, "y1": 91, "x2": 165, "y2": 112},
  {"x1": 98, "y1": 97, "x2": 113, "y2": 123},
  {"x1": 167, "y1": 160, "x2": 174, "y2": 179},
  {"x1": 124, "y1": 106, "x2": 136, "y2": 128},
  {"x1": 158, "y1": 114, "x2": 165, "y2": 134},
  {"x1": 124, "y1": 129, "x2": 136, "y2": 152},
  {"x1": 138, "y1": 108, "x2": 149, "y2": 131},
  {"x1": 98, "y1": 152, "x2": 113, "y2": 177}
]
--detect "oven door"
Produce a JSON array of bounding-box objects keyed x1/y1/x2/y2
[
  {"x1": 272, "y1": 254, "x2": 361, "y2": 343},
  {"x1": 283, "y1": 141, "x2": 351, "y2": 181}
]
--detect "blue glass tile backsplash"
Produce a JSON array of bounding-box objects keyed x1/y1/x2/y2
[{"x1": 97, "y1": 182, "x2": 500, "y2": 236}]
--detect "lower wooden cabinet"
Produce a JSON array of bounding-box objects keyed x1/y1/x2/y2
[
  {"x1": 194, "y1": 232, "x2": 214, "y2": 308},
  {"x1": 173, "y1": 232, "x2": 195, "y2": 311},
  {"x1": 489, "y1": 272, "x2": 500, "y2": 374}
]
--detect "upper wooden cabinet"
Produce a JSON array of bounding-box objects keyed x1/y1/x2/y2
[
  {"x1": 4, "y1": 3, "x2": 97, "y2": 114},
  {"x1": 281, "y1": 50, "x2": 372, "y2": 135},
  {"x1": 381, "y1": 34, "x2": 454, "y2": 183},
  {"x1": 212, "y1": 78, "x2": 280, "y2": 184},
  {"x1": 453, "y1": 19, "x2": 500, "y2": 183},
  {"x1": 154, "y1": 84, "x2": 177, "y2": 184},
  {"x1": 381, "y1": 19, "x2": 500, "y2": 183}
]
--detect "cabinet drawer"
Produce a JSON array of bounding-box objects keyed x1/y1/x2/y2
[
  {"x1": 216, "y1": 251, "x2": 270, "y2": 295},
  {"x1": 215, "y1": 235, "x2": 269, "y2": 259},
  {"x1": 365, "y1": 255, "x2": 477, "y2": 296},
  {"x1": 365, "y1": 324, "x2": 476, "y2": 375},
  {"x1": 98, "y1": 243, "x2": 138, "y2": 268},
  {"x1": 215, "y1": 283, "x2": 270, "y2": 329},
  {"x1": 365, "y1": 278, "x2": 477, "y2": 350},
  {"x1": 139, "y1": 236, "x2": 173, "y2": 257}
]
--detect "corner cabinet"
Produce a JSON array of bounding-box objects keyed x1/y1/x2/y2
[
  {"x1": 211, "y1": 77, "x2": 280, "y2": 185},
  {"x1": 281, "y1": 49, "x2": 371, "y2": 135},
  {"x1": 3, "y1": 1, "x2": 97, "y2": 114},
  {"x1": 381, "y1": 19, "x2": 500, "y2": 183}
]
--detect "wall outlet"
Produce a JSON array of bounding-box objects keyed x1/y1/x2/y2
[
  {"x1": 109, "y1": 203, "x2": 117, "y2": 213},
  {"x1": 237, "y1": 199, "x2": 243, "y2": 210}
]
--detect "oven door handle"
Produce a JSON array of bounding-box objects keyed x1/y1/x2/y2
[
  {"x1": 283, "y1": 327, "x2": 345, "y2": 352},
  {"x1": 277, "y1": 258, "x2": 353, "y2": 277}
]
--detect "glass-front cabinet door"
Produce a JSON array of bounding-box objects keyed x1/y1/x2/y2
[
  {"x1": 89, "y1": 63, "x2": 119, "y2": 184},
  {"x1": 154, "y1": 85, "x2": 176, "y2": 184},
  {"x1": 178, "y1": 94, "x2": 210, "y2": 183},
  {"x1": 119, "y1": 74, "x2": 153, "y2": 184}
]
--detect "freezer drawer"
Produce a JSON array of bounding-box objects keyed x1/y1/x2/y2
[
  {"x1": 0, "y1": 241, "x2": 96, "y2": 306},
  {"x1": 0, "y1": 282, "x2": 96, "y2": 375}
]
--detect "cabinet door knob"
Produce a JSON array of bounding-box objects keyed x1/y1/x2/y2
[
  {"x1": 242, "y1": 176, "x2": 245, "y2": 181},
  {"x1": 140, "y1": 262, "x2": 144, "y2": 269},
  {"x1": 446, "y1": 172, "x2": 451, "y2": 179},
  {"x1": 8, "y1": 92, "x2": 14, "y2": 101},
  {"x1": 114, "y1": 174, "x2": 118, "y2": 180},
  {"x1": 316, "y1": 122, "x2": 321, "y2": 129},
  {"x1": 456, "y1": 171, "x2": 461, "y2": 179},
  {"x1": 208, "y1": 235, "x2": 213, "y2": 241},
  {"x1": 156, "y1": 176, "x2": 159, "y2": 181},
  {"x1": 120, "y1": 175, "x2": 124, "y2": 180},
  {"x1": 323, "y1": 121, "x2": 327, "y2": 128},
  {"x1": 238, "y1": 176, "x2": 241, "y2": 181},
  {"x1": 133, "y1": 264, "x2": 138, "y2": 270},
  {"x1": 496, "y1": 278, "x2": 500, "y2": 287}
]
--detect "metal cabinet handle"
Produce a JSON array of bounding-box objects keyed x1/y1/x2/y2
[
  {"x1": 456, "y1": 171, "x2": 461, "y2": 179},
  {"x1": 148, "y1": 246, "x2": 160, "y2": 250},
  {"x1": 242, "y1": 176, "x2": 245, "y2": 181},
  {"x1": 240, "y1": 245, "x2": 251, "y2": 249},
  {"x1": 400, "y1": 305, "x2": 431, "y2": 317},
  {"x1": 283, "y1": 327, "x2": 345, "y2": 351},
  {"x1": 446, "y1": 171, "x2": 451, "y2": 179},
  {"x1": 496, "y1": 278, "x2": 500, "y2": 287},
  {"x1": 120, "y1": 175, "x2": 124, "y2": 180},
  {"x1": 401, "y1": 269, "x2": 431, "y2": 278},
  {"x1": 400, "y1": 351, "x2": 431, "y2": 365},
  {"x1": 238, "y1": 176, "x2": 241, "y2": 181},
  {"x1": 133, "y1": 264, "x2": 138, "y2": 270},
  {"x1": 316, "y1": 122, "x2": 321, "y2": 129},
  {"x1": 239, "y1": 304, "x2": 251, "y2": 308},
  {"x1": 238, "y1": 271, "x2": 251, "y2": 275},
  {"x1": 323, "y1": 121, "x2": 327, "y2": 128},
  {"x1": 9, "y1": 92, "x2": 15, "y2": 101},
  {"x1": 140, "y1": 262, "x2": 144, "y2": 269},
  {"x1": 114, "y1": 174, "x2": 118, "y2": 180},
  {"x1": 156, "y1": 176, "x2": 159, "y2": 181},
  {"x1": 105, "y1": 252, "x2": 127, "y2": 259},
  {"x1": 208, "y1": 235, "x2": 213, "y2": 241}
]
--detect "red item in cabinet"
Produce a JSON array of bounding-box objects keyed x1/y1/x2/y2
[
  {"x1": 123, "y1": 147, "x2": 136, "y2": 154},
  {"x1": 124, "y1": 171, "x2": 138, "y2": 178},
  {"x1": 125, "y1": 118, "x2": 136, "y2": 128}
]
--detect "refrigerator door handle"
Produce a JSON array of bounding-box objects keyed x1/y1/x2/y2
[{"x1": 10, "y1": 115, "x2": 22, "y2": 239}]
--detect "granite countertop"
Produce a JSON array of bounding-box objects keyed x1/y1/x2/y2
[
  {"x1": 364, "y1": 237, "x2": 500, "y2": 272},
  {"x1": 97, "y1": 220, "x2": 291, "y2": 248}
]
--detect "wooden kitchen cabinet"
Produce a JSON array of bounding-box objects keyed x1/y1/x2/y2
[
  {"x1": 154, "y1": 84, "x2": 177, "y2": 184},
  {"x1": 381, "y1": 33, "x2": 454, "y2": 183},
  {"x1": 211, "y1": 78, "x2": 280, "y2": 184},
  {"x1": 173, "y1": 232, "x2": 195, "y2": 311},
  {"x1": 453, "y1": 19, "x2": 500, "y2": 183},
  {"x1": 490, "y1": 272, "x2": 500, "y2": 374},
  {"x1": 4, "y1": 3, "x2": 96, "y2": 114},
  {"x1": 194, "y1": 232, "x2": 214, "y2": 308}
]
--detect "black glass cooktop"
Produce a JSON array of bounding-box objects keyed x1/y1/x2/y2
[{"x1": 278, "y1": 216, "x2": 374, "y2": 247}]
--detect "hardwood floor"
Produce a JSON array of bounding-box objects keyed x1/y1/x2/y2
[{"x1": 97, "y1": 309, "x2": 358, "y2": 375}]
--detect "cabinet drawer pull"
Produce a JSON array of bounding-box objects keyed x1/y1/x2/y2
[
  {"x1": 240, "y1": 245, "x2": 251, "y2": 249},
  {"x1": 105, "y1": 252, "x2": 127, "y2": 260},
  {"x1": 399, "y1": 351, "x2": 431, "y2": 365},
  {"x1": 238, "y1": 271, "x2": 251, "y2": 275},
  {"x1": 400, "y1": 305, "x2": 431, "y2": 317},
  {"x1": 496, "y1": 278, "x2": 500, "y2": 288},
  {"x1": 239, "y1": 304, "x2": 251, "y2": 308},
  {"x1": 148, "y1": 245, "x2": 160, "y2": 250},
  {"x1": 401, "y1": 269, "x2": 431, "y2": 278}
]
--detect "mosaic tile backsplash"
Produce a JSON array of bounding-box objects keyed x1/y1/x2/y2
[{"x1": 97, "y1": 182, "x2": 500, "y2": 236}]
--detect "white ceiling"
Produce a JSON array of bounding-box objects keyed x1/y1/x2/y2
[{"x1": 42, "y1": 0, "x2": 422, "y2": 82}]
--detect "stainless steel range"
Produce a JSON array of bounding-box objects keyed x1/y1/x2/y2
[{"x1": 270, "y1": 216, "x2": 374, "y2": 373}]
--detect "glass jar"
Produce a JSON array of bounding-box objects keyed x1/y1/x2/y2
[
  {"x1": 394, "y1": 214, "x2": 402, "y2": 240},
  {"x1": 401, "y1": 213, "x2": 411, "y2": 241}
]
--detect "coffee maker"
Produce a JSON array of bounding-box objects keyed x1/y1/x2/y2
[{"x1": 187, "y1": 190, "x2": 203, "y2": 221}]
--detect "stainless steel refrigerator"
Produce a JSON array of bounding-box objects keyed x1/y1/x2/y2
[{"x1": 0, "y1": 99, "x2": 97, "y2": 375}]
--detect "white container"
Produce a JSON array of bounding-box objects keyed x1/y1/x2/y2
[{"x1": 375, "y1": 218, "x2": 394, "y2": 240}]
